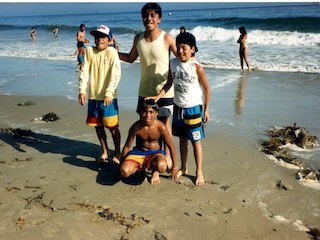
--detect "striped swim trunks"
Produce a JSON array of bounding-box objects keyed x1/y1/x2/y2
[{"x1": 86, "y1": 99, "x2": 119, "y2": 128}]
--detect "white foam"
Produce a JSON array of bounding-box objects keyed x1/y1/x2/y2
[{"x1": 265, "y1": 154, "x2": 301, "y2": 170}]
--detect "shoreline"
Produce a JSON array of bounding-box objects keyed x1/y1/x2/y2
[{"x1": 0, "y1": 93, "x2": 319, "y2": 239}]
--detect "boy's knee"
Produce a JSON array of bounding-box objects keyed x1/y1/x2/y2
[
  {"x1": 156, "y1": 160, "x2": 167, "y2": 173},
  {"x1": 120, "y1": 166, "x2": 130, "y2": 178}
]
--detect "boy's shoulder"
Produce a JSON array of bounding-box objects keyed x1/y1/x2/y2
[{"x1": 106, "y1": 46, "x2": 118, "y2": 54}]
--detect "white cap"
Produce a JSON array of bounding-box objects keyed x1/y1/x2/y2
[{"x1": 90, "y1": 25, "x2": 111, "y2": 39}]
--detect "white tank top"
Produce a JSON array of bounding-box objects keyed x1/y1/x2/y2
[
  {"x1": 170, "y1": 58, "x2": 203, "y2": 108},
  {"x1": 136, "y1": 31, "x2": 173, "y2": 98}
]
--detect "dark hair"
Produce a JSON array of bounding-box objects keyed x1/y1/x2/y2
[
  {"x1": 141, "y1": 2, "x2": 162, "y2": 19},
  {"x1": 239, "y1": 26, "x2": 246, "y2": 34},
  {"x1": 176, "y1": 32, "x2": 198, "y2": 54},
  {"x1": 80, "y1": 24, "x2": 85, "y2": 30},
  {"x1": 180, "y1": 26, "x2": 186, "y2": 32},
  {"x1": 143, "y1": 99, "x2": 159, "y2": 112}
]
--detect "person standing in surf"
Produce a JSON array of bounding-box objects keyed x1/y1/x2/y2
[{"x1": 237, "y1": 26, "x2": 250, "y2": 71}]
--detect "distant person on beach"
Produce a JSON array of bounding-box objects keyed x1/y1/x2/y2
[
  {"x1": 52, "y1": 27, "x2": 59, "y2": 38},
  {"x1": 72, "y1": 42, "x2": 85, "y2": 72},
  {"x1": 237, "y1": 26, "x2": 250, "y2": 71},
  {"x1": 77, "y1": 24, "x2": 89, "y2": 49},
  {"x1": 179, "y1": 26, "x2": 186, "y2": 34},
  {"x1": 30, "y1": 27, "x2": 36, "y2": 41},
  {"x1": 146, "y1": 32, "x2": 211, "y2": 186},
  {"x1": 109, "y1": 30, "x2": 119, "y2": 50},
  {"x1": 78, "y1": 25, "x2": 122, "y2": 164},
  {"x1": 118, "y1": 2, "x2": 177, "y2": 163},
  {"x1": 120, "y1": 99, "x2": 178, "y2": 185}
]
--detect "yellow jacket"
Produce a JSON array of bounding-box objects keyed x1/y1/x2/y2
[{"x1": 79, "y1": 46, "x2": 121, "y2": 100}]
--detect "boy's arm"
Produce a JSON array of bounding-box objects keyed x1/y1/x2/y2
[
  {"x1": 145, "y1": 65, "x2": 173, "y2": 102},
  {"x1": 121, "y1": 125, "x2": 136, "y2": 162},
  {"x1": 160, "y1": 123, "x2": 178, "y2": 179},
  {"x1": 104, "y1": 49, "x2": 121, "y2": 105},
  {"x1": 196, "y1": 64, "x2": 211, "y2": 123},
  {"x1": 118, "y1": 34, "x2": 139, "y2": 63},
  {"x1": 72, "y1": 48, "x2": 78, "y2": 57},
  {"x1": 78, "y1": 48, "x2": 90, "y2": 105},
  {"x1": 165, "y1": 33, "x2": 177, "y2": 57}
]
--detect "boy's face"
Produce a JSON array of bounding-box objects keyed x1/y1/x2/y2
[
  {"x1": 94, "y1": 35, "x2": 110, "y2": 50},
  {"x1": 142, "y1": 107, "x2": 157, "y2": 125},
  {"x1": 142, "y1": 9, "x2": 161, "y2": 31},
  {"x1": 177, "y1": 43, "x2": 195, "y2": 62}
]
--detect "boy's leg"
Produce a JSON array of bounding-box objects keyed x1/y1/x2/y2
[
  {"x1": 95, "y1": 126, "x2": 109, "y2": 163},
  {"x1": 192, "y1": 140, "x2": 205, "y2": 186},
  {"x1": 158, "y1": 116, "x2": 173, "y2": 168},
  {"x1": 178, "y1": 137, "x2": 189, "y2": 177},
  {"x1": 120, "y1": 161, "x2": 139, "y2": 178},
  {"x1": 149, "y1": 153, "x2": 167, "y2": 185},
  {"x1": 109, "y1": 127, "x2": 121, "y2": 164}
]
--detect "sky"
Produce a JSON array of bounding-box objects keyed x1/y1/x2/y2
[{"x1": 0, "y1": 1, "x2": 312, "y2": 18}]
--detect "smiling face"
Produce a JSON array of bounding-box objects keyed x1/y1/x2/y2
[
  {"x1": 94, "y1": 34, "x2": 110, "y2": 50},
  {"x1": 142, "y1": 107, "x2": 158, "y2": 125},
  {"x1": 177, "y1": 43, "x2": 195, "y2": 62},
  {"x1": 142, "y1": 9, "x2": 161, "y2": 31}
]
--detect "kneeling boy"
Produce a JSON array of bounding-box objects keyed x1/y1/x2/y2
[{"x1": 120, "y1": 100, "x2": 178, "y2": 185}]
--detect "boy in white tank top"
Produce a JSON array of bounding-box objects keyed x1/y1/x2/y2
[{"x1": 146, "y1": 32, "x2": 211, "y2": 186}]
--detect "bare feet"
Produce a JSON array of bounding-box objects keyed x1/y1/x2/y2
[
  {"x1": 177, "y1": 169, "x2": 188, "y2": 178},
  {"x1": 195, "y1": 175, "x2": 205, "y2": 186},
  {"x1": 150, "y1": 171, "x2": 160, "y2": 185}
]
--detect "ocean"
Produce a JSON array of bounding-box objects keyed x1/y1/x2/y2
[{"x1": 0, "y1": 3, "x2": 319, "y2": 73}]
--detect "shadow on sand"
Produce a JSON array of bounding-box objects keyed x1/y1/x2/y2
[{"x1": 0, "y1": 130, "x2": 127, "y2": 185}]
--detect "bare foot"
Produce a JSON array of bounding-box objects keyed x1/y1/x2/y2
[
  {"x1": 110, "y1": 155, "x2": 120, "y2": 165},
  {"x1": 97, "y1": 153, "x2": 108, "y2": 164},
  {"x1": 177, "y1": 169, "x2": 188, "y2": 178},
  {"x1": 150, "y1": 171, "x2": 160, "y2": 185},
  {"x1": 195, "y1": 175, "x2": 205, "y2": 186}
]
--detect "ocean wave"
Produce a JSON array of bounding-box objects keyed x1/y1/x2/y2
[
  {"x1": 196, "y1": 16, "x2": 320, "y2": 32},
  {"x1": 170, "y1": 26, "x2": 320, "y2": 47},
  {"x1": 0, "y1": 25, "x2": 318, "y2": 74}
]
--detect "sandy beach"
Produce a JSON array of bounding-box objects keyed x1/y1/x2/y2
[{"x1": 1, "y1": 56, "x2": 320, "y2": 239}]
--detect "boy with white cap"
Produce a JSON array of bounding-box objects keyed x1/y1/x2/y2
[{"x1": 78, "y1": 25, "x2": 122, "y2": 164}]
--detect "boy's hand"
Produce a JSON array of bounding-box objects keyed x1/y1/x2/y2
[
  {"x1": 103, "y1": 96, "x2": 113, "y2": 106},
  {"x1": 78, "y1": 93, "x2": 86, "y2": 105},
  {"x1": 144, "y1": 95, "x2": 160, "y2": 103},
  {"x1": 171, "y1": 168, "x2": 179, "y2": 180},
  {"x1": 204, "y1": 110, "x2": 209, "y2": 123}
]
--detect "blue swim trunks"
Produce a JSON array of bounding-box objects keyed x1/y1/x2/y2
[
  {"x1": 172, "y1": 104, "x2": 205, "y2": 142},
  {"x1": 77, "y1": 54, "x2": 84, "y2": 64},
  {"x1": 123, "y1": 147, "x2": 166, "y2": 170},
  {"x1": 86, "y1": 99, "x2": 119, "y2": 128}
]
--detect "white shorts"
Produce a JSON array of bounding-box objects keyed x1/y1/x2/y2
[{"x1": 158, "y1": 105, "x2": 173, "y2": 117}]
